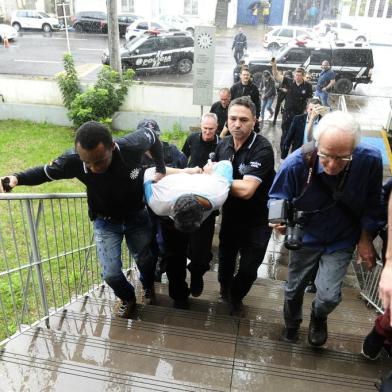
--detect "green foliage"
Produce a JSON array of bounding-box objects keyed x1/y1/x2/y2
[
  {"x1": 57, "y1": 53, "x2": 135, "y2": 128},
  {"x1": 160, "y1": 123, "x2": 189, "y2": 148},
  {"x1": 56, "y1": 53, "x2": 81, "y2": 110}
]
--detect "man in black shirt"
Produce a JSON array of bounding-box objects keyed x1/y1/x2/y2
[
  {"x1": 230, "y1": 68, "x2": 261, "y2": 133},
  {"x1": 271, "y1": 62, "x2": 313, "y2": 151},
  {"x1": 210, "y1": 88, "x2": 231, "y2": 135},
  {"x1": 232, "y1": 28, "x2": 247, "y2": 65},
  {"x1": 182, "y1": 113, "x2": 220, "y2": 168},
  {"x1": 0, "y1": 120, "x2": 166, "y2": 318},
  {"x1": 207, "y1": 96, "x2": 275, "y2": 316}
]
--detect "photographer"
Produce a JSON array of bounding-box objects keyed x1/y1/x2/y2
[
  {"x1": 268, "y1": 111, "x2": 383, "y2": 347},
  {"x1": 281, "y1": 97, "x2": 329, "y2": 159}
]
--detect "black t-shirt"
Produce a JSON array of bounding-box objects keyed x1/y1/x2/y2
[
  {"x1": 214, "y1": 132, "x2": 275, "y2": 226},
  {"x1": 16, "y1": 129, "x2": 165, "y2": 220},
  {"x1": 210, "y1": 101, "x2": 228, "y2": 134},
  {"x1": 230, "y1": 81, "x2": 261, "y2": 117},
  {"x1": 182, "y1": 132, "x2": 219, "y2": 168},
  {"x1": 283, "y1": 77, "x2": 313, "y2": 114}
]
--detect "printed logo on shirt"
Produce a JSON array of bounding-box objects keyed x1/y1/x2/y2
[
  {"x1": 238, "y1": 162, "x2": 247, "y2": 175},
  {"x1": 144, "y1": 131, "x2": 152, "y2": 143},
  {"x1": 129, "y1": 168, "x2": 140, "y2": 180},
  {"x1": 250, "y1": 161, "x2": 261, "y2": 168}
]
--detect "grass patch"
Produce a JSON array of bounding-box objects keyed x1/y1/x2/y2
[{"x1": 0, "y1": 119, "x2": 189, "y2": 342}]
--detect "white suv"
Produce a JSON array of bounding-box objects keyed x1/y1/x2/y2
[
  {"x1": 263, "y1": 26, "x2": 313, "y2": 51},
  {"x1": 11, "y1": 10, "x2": 60, "y2": 33},
  {"x1": 313, "y1": 20, "x2": 368, "y2": 43}
]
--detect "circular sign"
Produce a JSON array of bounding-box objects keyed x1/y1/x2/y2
[{"x1": 197, "y1": 33, "x2": 213, "y2": 49}]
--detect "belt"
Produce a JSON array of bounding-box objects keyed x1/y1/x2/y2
[{"x1": 95, "y1": 214, "x2": 127, "y2": 225}]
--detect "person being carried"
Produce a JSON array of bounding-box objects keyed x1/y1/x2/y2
[
  {"x1": 0, "y1": 120, "x2": 166, "y2": 318},
  {"x1": 144, "y1": 160, "x2": 233, "y2": 309}
]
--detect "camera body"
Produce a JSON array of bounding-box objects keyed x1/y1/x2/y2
[{"x1": 269, "y1": 199, "x2": 306, "y2": 250}]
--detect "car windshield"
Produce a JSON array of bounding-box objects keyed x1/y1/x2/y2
[
  {"x1": 276, "y1": 45, "x2": 290, "y2": 60},
  {"x1": 38, "y1": 12, "x2": 50, "y2": 18}
]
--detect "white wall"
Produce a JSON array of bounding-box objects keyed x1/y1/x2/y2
[{"x1": 0, "y1": 75, "x2": 220, "y2": 130}]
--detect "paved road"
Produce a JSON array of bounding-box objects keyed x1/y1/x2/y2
[{"x1": 0, "y1": 29, "x2": 391, "y2": 98}]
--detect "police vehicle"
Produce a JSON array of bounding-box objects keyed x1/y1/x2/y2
[
  {"x1": 245, "y1": 40, "x2": 374, "y2": 94},
  {"x1": 102, "y1": 31, "x2": 194, "y2": 75}
]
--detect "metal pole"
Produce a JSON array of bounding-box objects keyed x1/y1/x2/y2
[
  {"x1": 63, "y1": 3, "x2": 70, "y2": 53},
  {"x1": 25, "y1": 200, "x2": 50, "y2": 328},
  {"x1": 107, "y1": 0, "x2": 122, "y2": 74}
]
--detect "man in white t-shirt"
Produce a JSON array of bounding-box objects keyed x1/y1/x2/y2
[{"x1": 144, "y1": 160, "x2": 233, "y2": 309}]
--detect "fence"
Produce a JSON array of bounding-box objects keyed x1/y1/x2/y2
[{"x1": 0, "y1": 193, "x2": 132, "y2": 345}]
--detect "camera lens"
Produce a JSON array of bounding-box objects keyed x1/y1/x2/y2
[{"x1": 284, "y1": 225, "x2": 303, "y2": 250}]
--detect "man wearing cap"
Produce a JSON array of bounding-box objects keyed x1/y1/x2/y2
[
  {"x1": 0, "y1": 120, "x2": 166, "y2": 319},
  {"x1": 271, "y1": 61, "x2": 313, "y2": 152},
  {"x1": 144, "y1": 161, "x2": 233, "y2": 309}
]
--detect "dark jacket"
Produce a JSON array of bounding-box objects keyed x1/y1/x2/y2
[
  {"x1": 230, "y1": 81, "x2": 261, "y2": 118},
  {"x1": 281, "y1": 113, "x2": 307, "y2": 159},
  {"x1": 232, "y1": 32, "x2": 247, "y2": 51},
  {"x1": 260, "y1": 77, "x2": 276, "y2": 100}
]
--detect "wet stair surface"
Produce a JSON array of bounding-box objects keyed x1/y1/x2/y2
[{"x1": 1, "y1": 270, "x2": 391, "y2": 391}]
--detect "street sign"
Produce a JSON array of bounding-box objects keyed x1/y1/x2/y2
[{"x1": 193, "y1": 26, "x2": 216, "y2": 107}]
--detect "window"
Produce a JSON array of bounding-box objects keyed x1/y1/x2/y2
[
  {"x1": 184, "y1": 0, "x2": 198, "y2": 15},
  {"x1": 137, "y1": 38, "x2": 159, "y2": 54},
  {"x1": 387, "y1": 0, "x2": 392, "y2": 17},
  {"x1": 310, "y1": 49, "x2": 332, "y2": 65},
  {"x1": 368, "y1": 0, "x2": 377, "y2": 16},
  {"x1": 279, "y1": 29, "x2": 294, "y2": 38},
  {"x1": 333, "y1": 49, "x2": 372, "y2": 67},
  {"x1": 136, "y1": 22, "x2": 149, "y2": 30},
  {"x1": 121, "y1": 0, "x2": 135, "y2": 12},
  {"x1": 271, "y1": 29, "x2": 281, "y2": 36},
  {"x1": 285, "y1": 48, "x2": 310, "y2": 63},
  {"x1": 296, "y1": 30, "x2": 308, "y2": 37},
  {"x1": 377, "y1": 0, "x2": 386, "y2": 16},
  {"x1": 340, "y1": 22, "x2": 354, "y2": 29}
]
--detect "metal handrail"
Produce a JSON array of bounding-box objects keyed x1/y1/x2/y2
[{"x1": 0, "y1": 193, "x2": 134, "y2": 345}]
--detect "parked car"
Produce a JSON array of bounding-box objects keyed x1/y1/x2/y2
[
  {"x1": 158, "y1": 15, "x2": 195, "y2": 35},
  {"x1": 313, "y1": 20, "x2": 368, "y2": 43},
  {"x1": 102, "y1": 31, "x2": 194, "y2": 75},
  {"x1": 11, "y1": 10, "x2": 60, "y2": 32},
  {"x1": 101, "y1": 13, "x2": 142, "y2": 36},
  {"x1": 71, "y1": 11, "x2": 107, "y2": 33},
  {"x1": 0, "y1": 24, "x2": 18, "y2": 41},
  {"x1": 125, "y1": 19, "x2": 181, "y2": 42},
  {"x1": 263, "y1": 25, "x2": 313, "y2": 51},
  {"x1": 246, "y1": 41, "x2": 374, "y2": 94}
]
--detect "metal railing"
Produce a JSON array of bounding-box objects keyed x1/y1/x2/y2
[{"x1": 0, "y1": 193, "x2": 125, "y2": 345}]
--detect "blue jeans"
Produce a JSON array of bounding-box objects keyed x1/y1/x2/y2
[
  {"x1": 284, "y1": 246, "x2": 354, "y2": 328},
  {"x1": 93, "y1": 208, "x2": 155, "y2": 302},
  {"x1": 315, "y1": 89, "x2": 330, "y2": 107},
  {"x1": 261, "y1": 97, "x2": 274, "y2": 119}
]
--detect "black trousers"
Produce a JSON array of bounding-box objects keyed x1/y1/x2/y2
[
  {"x1": 218, "y1": 217, "x2": 271, "y2": 301},
  {"x1": 234, "y1": 49, "x2": 244, "y2": 64},
  {"x1": 273, "y1": 92, "x2": 286, "y2": 123},
  {"x1": 160, "y1": 214, "x2": 216, "y2": 301},
  {"x1": 280, "y1": 109, "x2": 298, "y2": 151}
]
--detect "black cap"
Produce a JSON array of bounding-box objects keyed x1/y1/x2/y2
[
  {"x1": 137, "y1": 119, "x2": 161, "y2": 135},
  {"x1": 172, "y1": 194, "x2": 204, "y2": 233}
]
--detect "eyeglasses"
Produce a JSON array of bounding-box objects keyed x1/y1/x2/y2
[{"x1": 317, "y1": 152, "x2": 353, "y2": 162}]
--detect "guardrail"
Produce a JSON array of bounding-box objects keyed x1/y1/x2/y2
[{"x1": 0, "y1": 193, "x2": 131, "y2": 345}]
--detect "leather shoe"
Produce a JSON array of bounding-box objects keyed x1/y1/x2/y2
[
  {"x1": 361, "y1": 327, "x2": 385, "y2": 360},
  {"x1": 190, "y1": 273, "x2": 204, "y2": 297},
  {"x1": 280, "y1": 327, "x2": 299, "y2": 343},
  {"x1": 173, "y1": 298, "x2": 190, "y2": 310},
  {"x1": 308, "y1": 311, "x2": 328, "y2": 347}
]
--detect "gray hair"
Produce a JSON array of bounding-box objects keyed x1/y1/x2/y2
[
  {"x1": 313, "y1": 111, "x2": 361, "y2": 147},
  {"x1": 201, "y1": 112, "x2": 218, "y2": 124}
]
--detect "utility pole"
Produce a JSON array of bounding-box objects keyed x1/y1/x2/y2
[{"x1": 107, "y1": 0, "x2": 122, "y2": 75}]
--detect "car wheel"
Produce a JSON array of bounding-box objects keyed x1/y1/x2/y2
[
  {"x1": 334, "y1": 78, "x2": 353, "y2": 94},
  {"x1": 42, "y1": 24, "x2": 51, "y2": 33},
  {"x1": 12, "y1": 22, "x2": 21, "y2": 32},
  {"x1": 268, "y1": 42, "x2": 280, "y2": 51},
  {"x1": 177, "y1": 58, "x2": 192, "y2": 74},
  {"x1": 186, "y1": 27, "x2": 194, "y2": 36},
  {"x1": 74, "y1": 23, "x2": 83, "y2": 33},
  {"x1": 355, "y1": 36, "x2": 367, "y2": 43},
  {"x1": 252, "y1": 72, "x2": 263, "y2": 87}
]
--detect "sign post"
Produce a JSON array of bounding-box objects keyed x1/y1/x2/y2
[
  {"x1": 56, "y1": 2, "x2": 71, "y2": 53},
  {"x1": 193, "y1": 26, "x2": 216, "y2": 114}
]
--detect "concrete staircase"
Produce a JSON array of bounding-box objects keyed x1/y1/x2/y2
[{"x1": 0, "y1": 269, "x2": 390, "y2": 391}]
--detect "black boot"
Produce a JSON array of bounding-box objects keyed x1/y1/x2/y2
[
  {"x1": 308, "y1": 310, "x2": 328, "y2": 347},
  {"x1": 280, "y1": 326, "x2": 300, "y2": 343},
  {"x1": 361, "y1": 327, "x2": 385, "y2": 360}
]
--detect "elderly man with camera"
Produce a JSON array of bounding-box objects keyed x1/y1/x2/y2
[{"x1": 268, "y1": 111, "x2": 383, "y2": 347}]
